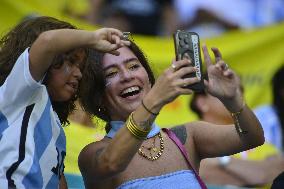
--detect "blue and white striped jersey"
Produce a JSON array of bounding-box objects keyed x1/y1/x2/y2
[{"x1": 0, "y1": 48, "x2": 66, "y2": 189}]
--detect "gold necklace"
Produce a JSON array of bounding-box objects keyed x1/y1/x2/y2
[{"x1": 138, "y1": 132, "x2": 164, "y2": 161}]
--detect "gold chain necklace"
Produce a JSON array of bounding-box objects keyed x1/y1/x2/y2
[{"x1": 138, "y1": 132, "x2": 164, "y2": 161}]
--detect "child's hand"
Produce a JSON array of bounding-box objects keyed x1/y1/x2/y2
[{"x1": 92, "y1": 28, "x2": 130, "y2": 55}]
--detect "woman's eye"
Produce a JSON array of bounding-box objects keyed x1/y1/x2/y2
[
  {"x1": 128, "y1": 63, "x2": 140, "y2": 70},
  {"x1": 105, "y1": 71, "x2": 117, "y2": 78}
]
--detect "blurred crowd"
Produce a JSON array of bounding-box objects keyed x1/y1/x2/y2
[{"x1": 65, "y1": 0, "x2": 284, "y2": 38}]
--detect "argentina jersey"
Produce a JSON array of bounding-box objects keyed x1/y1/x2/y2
[{"x1": 0, "y1": 48, "x2": 66, "y2": 189}]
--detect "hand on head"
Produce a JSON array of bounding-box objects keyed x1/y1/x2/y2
[{"x1": 92, "y1": 28, "x2": 131, "y2": 55}]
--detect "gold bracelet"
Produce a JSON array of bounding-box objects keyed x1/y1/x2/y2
[
  {"x1": 230, "y1": 102, "x2": 248, "y2": 135},
  {"x1": 129, "y1": 112, "x2": 151, "y2": 132},
  {"x1": 127, "y1": 120, "x2": 149, "y2": 139},
  {"x1": 126, "y1": 112, "x2": 150, "y2": 140}
]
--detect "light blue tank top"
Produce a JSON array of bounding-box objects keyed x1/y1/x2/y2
[
  {"x1": 117, "y1": 170, "x2": 201, "y2": 189},
  {"x1": 106, "y1": 122, "x2": 202, "y2": 189}
]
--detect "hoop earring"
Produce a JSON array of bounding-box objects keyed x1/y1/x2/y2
[{"x1": 98, "y1": 106, "x2": 106, "y2": 113}]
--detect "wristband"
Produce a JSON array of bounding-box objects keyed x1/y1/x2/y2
[
  {"x1": 141, "y1": 100, "x2": 159, "y2": 116},
  {"x1": 230, "y1": 102, "x2": 248, "y2": 135}
]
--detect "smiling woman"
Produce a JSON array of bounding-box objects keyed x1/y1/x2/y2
[
  {"x1": 80, "y1": 42, "x2": 155, "y2": 127},
  {"x1": 102, "y1": 47, "x2": 153, "y2": 121},
  {"x1": 78, "y1": 39, "x2": 264, "y2": 189}
]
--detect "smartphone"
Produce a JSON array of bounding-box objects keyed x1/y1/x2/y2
[{"x1": 173, "y1": 30, "x2": 205, "y2": 92}]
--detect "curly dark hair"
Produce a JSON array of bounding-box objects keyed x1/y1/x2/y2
[
  {"x1": 0, "y1": 16, "x2": 78, "y2": 125},
  {"x1": 79, "y1": 41, "x2": 155, "y2": 132}
]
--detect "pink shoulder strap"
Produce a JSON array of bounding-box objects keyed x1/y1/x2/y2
[{"x1": 162, "y1": 128, "x2": 207, "y2": 189}]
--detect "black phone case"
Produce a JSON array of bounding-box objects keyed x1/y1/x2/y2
[{"x1": 173, "y1": 30, "x2": 205, "y2": 92}]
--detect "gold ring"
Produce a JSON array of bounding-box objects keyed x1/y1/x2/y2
[{"x1": 122, "y1": 32, "x2": 130, "y2": 41}]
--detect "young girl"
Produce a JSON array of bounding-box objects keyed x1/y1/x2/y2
[{"x1": 0, "y1": 16, "x2": 129, "y2": 189}]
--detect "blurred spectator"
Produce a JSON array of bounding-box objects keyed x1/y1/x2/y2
[
  {"x1": 271, "y1": 171, "x2": 284, "y2": 189},
  {"x1": 174, "y1": 0, "x2": 284, "y2": 38},
  {"x1": 64, "y1": 101, "x2": 104, "y2": 188},
  {"x1": 189, "y1": 86, "x2": 284, "y2": 187},
  {"x1": 68, "y1": 101, "x2": 95, "y2": 128},
  {"x1": 254, "y1": 65, "x2": 284, "y2": 152},
  {"x1": 255, "y1": 65, "x2": 284, "y2": 189},
  {"x1": 86, "y1": 0, "x2": 178, "y2": 36}
]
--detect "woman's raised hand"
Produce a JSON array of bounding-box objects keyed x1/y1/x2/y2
[
  {"x1": 202, "y1": 45, "x2": 241, "y2": 100},
  {"x1": 148, "y1": 58, "x2": 200, "y2": 107},
  {"x1": 202, "y1": 45, "x2": 244, "y2": 111}
]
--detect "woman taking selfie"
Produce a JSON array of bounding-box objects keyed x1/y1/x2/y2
[{"x1": 78, "y1": 40, "x2": 264, "y2": 189}]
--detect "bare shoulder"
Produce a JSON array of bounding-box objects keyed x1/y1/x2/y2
[
  {"x1": 170, "y1": 124, "x2": 188, "y2": 145},
  {"x1": 78, "y1": 138, "x2": 109, "y2": 170},
  {"x1": 169, "y1": 121, "x2": 205, "y2": 145}
]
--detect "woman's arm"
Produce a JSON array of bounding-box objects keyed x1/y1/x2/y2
[
  {"x1": 190, "y1": 107, "x2": 263, "y2": 159},
  {"x1": 78, "y1": 105, "x2": 157, "y2": 183},
  {"x1": 29, "y1": 28, "x2": 128, "y2": 81}
]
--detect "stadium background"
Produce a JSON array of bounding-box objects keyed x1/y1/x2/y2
[{"x1": 1, "y1": 0, "x2": 283, "y2": 185}]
